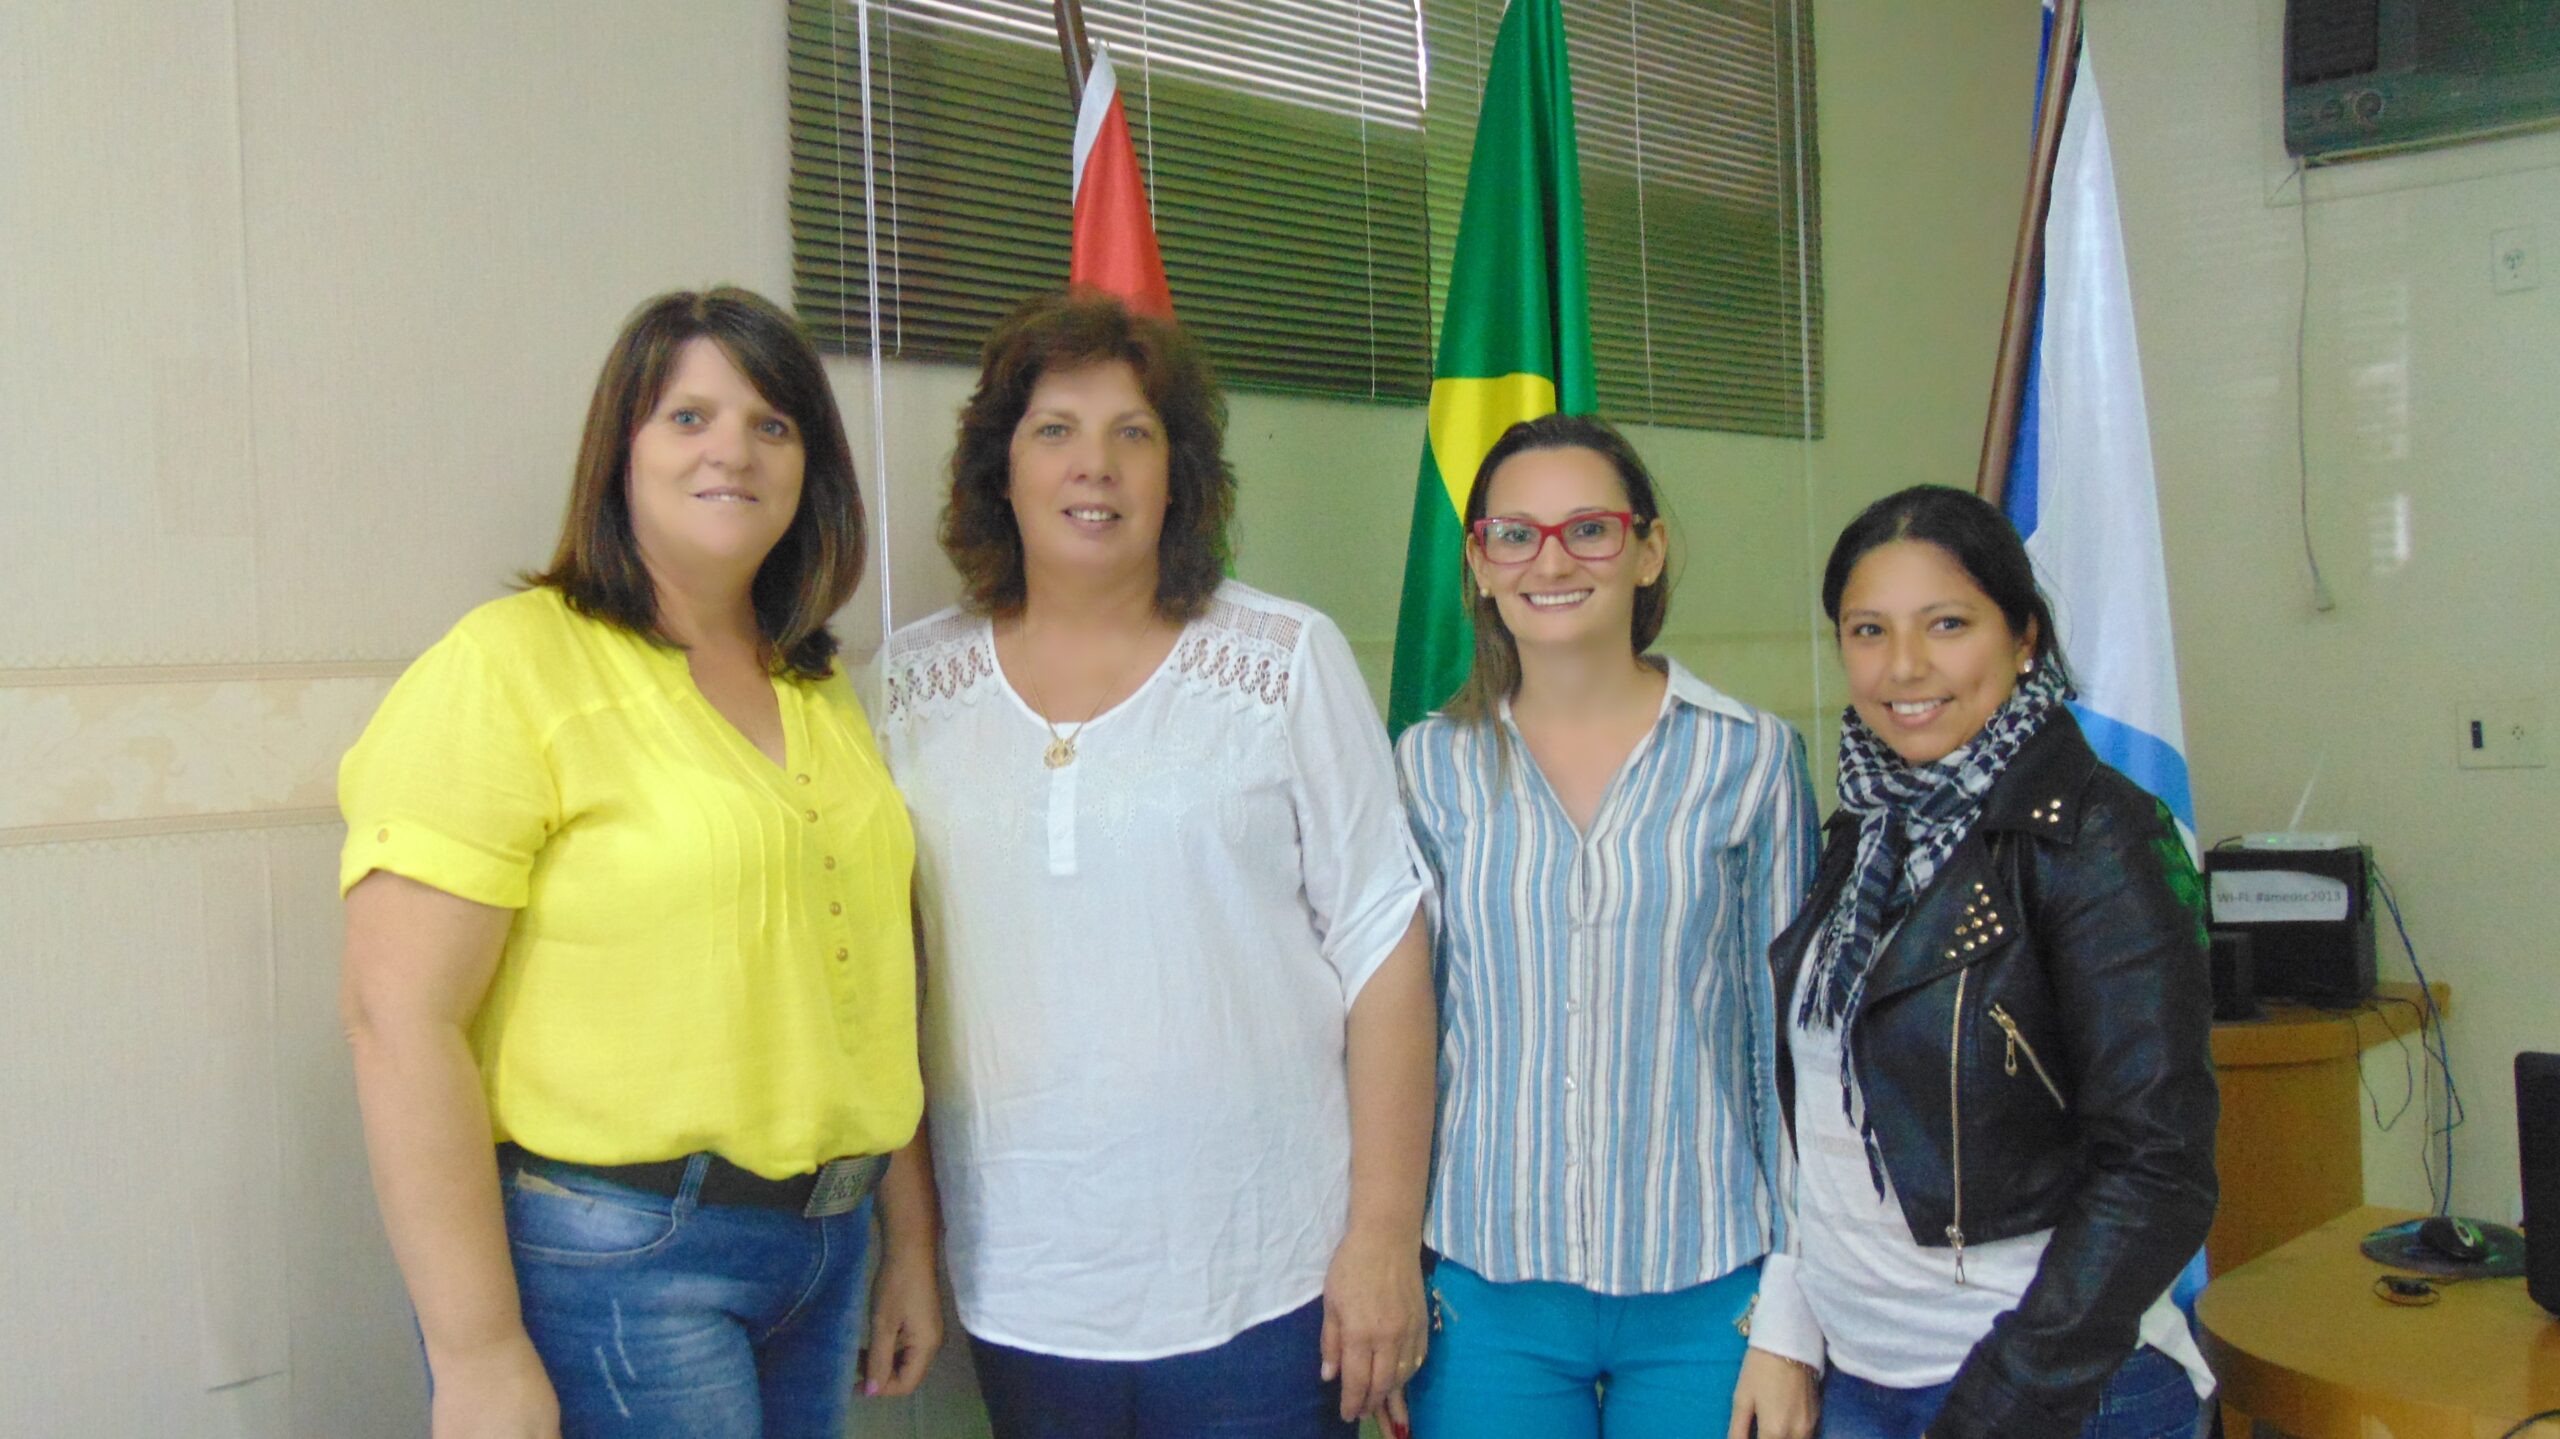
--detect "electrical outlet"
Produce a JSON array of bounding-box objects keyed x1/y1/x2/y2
[
  {"x1": 2457, "y1": 697, "x2": 2546, "y2": 768},
  {"x1": 2493, "y1": 225, "x2": 2539, "y2": 293}
]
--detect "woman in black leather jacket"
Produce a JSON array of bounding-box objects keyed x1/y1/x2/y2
[{"x1": 1751, "y1": 486, "x2": 2217, "y2": 1439}]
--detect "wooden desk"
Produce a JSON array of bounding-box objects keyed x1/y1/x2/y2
[
  {"x1": 2198, "y1": 1204, "x2": 2560, "y2": 1436},
  {"x1": 2209, "y1": 981, "x2": 2448, "y2": 1274}
]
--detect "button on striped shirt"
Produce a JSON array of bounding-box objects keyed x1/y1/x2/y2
[{"x1": 1395, "y1": 661, "x2": 1816, "y2": 1295}]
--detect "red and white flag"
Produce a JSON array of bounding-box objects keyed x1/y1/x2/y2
[{"x1": 1069, "y1": 44, "x2": 1173, "y2": 317}]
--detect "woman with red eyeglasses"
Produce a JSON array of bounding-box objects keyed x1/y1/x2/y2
[{"x1": 1392, "y1": 414, "x2": 1822, "y2": 1439}]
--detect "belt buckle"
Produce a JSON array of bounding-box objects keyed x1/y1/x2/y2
[{"x1": 802, "y1": 1153, "x2": 888, "y2": 1219}]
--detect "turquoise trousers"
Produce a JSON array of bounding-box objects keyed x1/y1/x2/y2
[{"x1": 1407, "y1": 1256, "x2": 1759, "y2": 1439}]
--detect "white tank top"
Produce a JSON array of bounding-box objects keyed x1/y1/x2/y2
[{"x1": 1787, "y1": 1008, "x2": 2211, "y2": 1395}]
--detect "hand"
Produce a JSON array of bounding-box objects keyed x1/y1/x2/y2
[
  {"x1": 1383, "y1": 1380, "x2": 1415, "y2": 1439},
  {"x1": 1319, "y1": 1225, "x2": 1426, "y2": 1424},
  {"x1": 861, "y1": 1243, "x2": 945, "y2": 1399},
  {"x1": 427, "y1": 1333, "x2": 560, "y2": 1439},
  {"x1": 1727, "y1": 1348, "x2": 1819, "y2": 1439}
]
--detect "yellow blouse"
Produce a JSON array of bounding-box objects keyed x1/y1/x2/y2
[{"x1": 338, "y1": 587, "x2": 919, "y2": 1178}]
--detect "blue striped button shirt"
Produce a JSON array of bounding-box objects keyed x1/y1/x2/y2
[{"x1": 1394, "y1": 661, "x2": 1817, "y2": 1295}]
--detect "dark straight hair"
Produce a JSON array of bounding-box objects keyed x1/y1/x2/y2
[
  {"x1": 1819, "y1": 483, "x2": 2072, "y2": 685},
  {"x1": 1443, "y1": 413, "x2": 1672, "y2": 727},
  {"x1": 526, "y1": 287, "x2": 865, "y2": 682}
]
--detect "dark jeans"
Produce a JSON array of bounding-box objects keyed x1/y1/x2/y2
[
  {"x1": 968, "y1": 1296, "x2": 1358, "y2": 1439},
  {"x1": 497, "y1": 1153, "x2": 871, "y2": 1438},
  {"x1": 1818, "y1": 1344, "x2": 2201, "y2": 1439}
]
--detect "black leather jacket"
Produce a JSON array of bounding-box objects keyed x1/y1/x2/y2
[{"x1": 1769, "y1": 715, "x2": 2218, "y2": 1438}]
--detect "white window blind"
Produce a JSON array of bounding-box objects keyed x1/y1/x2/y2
[
  {"x1": 788, "y1": 0, "x2": 1435, "y2": 399},
  {"x1": 789, "y1": 0, "x2": 1821, "y2": 430},
  {"x1": 1420, "y1": 0, "x2": 1823, "y2": 435}
]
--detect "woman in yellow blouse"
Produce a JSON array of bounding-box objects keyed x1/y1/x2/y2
[{"x1": 338, "y1": 288, "x2": 937, "y2": 1439}]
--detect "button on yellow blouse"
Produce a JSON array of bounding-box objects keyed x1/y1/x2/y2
[{"x1": 338, "y1": 588, "x2": 920, "y2": 1178}]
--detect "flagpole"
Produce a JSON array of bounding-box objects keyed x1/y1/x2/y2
[
  {"x1": 1052, "y1": 0, "x2": 1093, "y2": 108},
  {"x1": 1977, "y1": 0, "x2": 2083, "y2": 507}
]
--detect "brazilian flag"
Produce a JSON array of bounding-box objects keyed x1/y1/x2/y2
[{"x1": 1387, "y1": 0, "x2": 1593, "y2": 735}]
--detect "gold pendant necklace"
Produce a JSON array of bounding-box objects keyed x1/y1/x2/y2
[
  {"x1": 1022, "y1": 621, "x2": 1162, "y2": 770},
  {"x1": 1037, "y1": 700, "x2": 1103, "y2": 768}
]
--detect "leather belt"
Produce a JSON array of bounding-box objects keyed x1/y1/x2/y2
[{"x1": 499, "y1": 1144, "x2": 888, "y2": 1219}]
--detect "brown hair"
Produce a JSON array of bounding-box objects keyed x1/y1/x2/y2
[
  {"x1": 942, "y1": 290, "x2": 1235, "y2": 619},
  {"x1": 526, "y1": 287, "x2": 864, "y2": 681},
  {"x1": 1444, "y1": 413, "x2": 1673, "y2": 726}
]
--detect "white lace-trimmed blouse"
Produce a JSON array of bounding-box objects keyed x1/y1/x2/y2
[{"x1": 876, "y1": 580, "x2": 1432, "y2": 1360}]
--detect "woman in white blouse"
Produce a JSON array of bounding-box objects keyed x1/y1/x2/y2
[{"x1": 877, "y1": 290, "x2": 1437, "y2": 1439}]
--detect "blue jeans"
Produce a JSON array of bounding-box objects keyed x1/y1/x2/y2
[
  {"x1": 1406, "y1": 1257, "x2": 1759, "y2": 1439},
  {"x1": 496, "y1": 1153, "x2": 871, "y2": 1438},
  {"x1": 968, "y1": 1296, "x2": 1356, "y2": 1439},
  {"x1": 1817, "y1": 1344, "x2": 2200, "y2": 1439}
]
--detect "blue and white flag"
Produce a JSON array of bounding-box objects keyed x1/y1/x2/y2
[{"x1": 2003, "y1": 2, "x2": 2195, "y2": 851}]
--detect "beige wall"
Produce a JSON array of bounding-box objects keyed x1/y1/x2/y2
[
  {"x1": 2091, "y1": 0, "x2": 2560, "y2": 1223},
  {"x1": 1, "y1": 1, "x2": 2028, "y2": 1433}
]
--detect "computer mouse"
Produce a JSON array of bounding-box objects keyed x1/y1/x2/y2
[{"x1": 2416, "y1": 1214, "x2": 2488, "y2": 1264}]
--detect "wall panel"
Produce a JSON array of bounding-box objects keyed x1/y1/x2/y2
[
  {"x1": 0, "y1": 669, "x2": 391, "y2": 834},
  {"x1": 0, "y1": 0, "x2": 258, "y2": 668},
  {"x1": 233, "y1": 0, "x2": 798, "y2": 664},
  {"x1": 0, "y1": 833, "x2": 291, "y2": 1433}
]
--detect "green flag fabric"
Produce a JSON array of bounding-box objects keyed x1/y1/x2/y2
[{"x1": 1387, "y1": 0, "x2": 1594, "y2": 735}]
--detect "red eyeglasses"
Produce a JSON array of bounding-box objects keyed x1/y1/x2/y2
[{"x1": 1469, "y1": 511, "x2": 1648, "y2": 564}]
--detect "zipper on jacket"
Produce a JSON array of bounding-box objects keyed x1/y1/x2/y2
[
  {"x1": 1947, "y1": 968, "x2": 1968, "y2": 1284},
  {"x1": 1987, "y1": 1002, "x2": 2068, "y2": 1110}
]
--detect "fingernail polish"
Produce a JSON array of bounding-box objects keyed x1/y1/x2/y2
[{"x1": 864, "y1": 1381, "x2": 880, "y2": 1397}]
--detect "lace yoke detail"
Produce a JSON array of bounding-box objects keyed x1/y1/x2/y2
[
  {"x1": 883, "y1": 611, "x2": 995, "y2": 720},
  {"x1": 1170, "y1": 597, "x2": 1302, "y2": 708}
]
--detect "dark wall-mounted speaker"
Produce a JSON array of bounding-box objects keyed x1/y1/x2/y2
[{"x1": 2518, "y1": 1051, "x2": 2560, "y2": 1318}]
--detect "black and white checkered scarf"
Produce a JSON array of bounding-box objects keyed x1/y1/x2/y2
[
  {"x1": 1796, "y1": 660, "x2": 2068, "y2": 1189},
  {"x1": 1799, "y1": 660, "x2": 2070, "y2": 1036}
]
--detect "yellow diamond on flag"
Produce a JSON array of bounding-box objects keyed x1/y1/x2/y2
[{"x1": 1427, "y1": 372, "x2": 1562, "y2": 518}]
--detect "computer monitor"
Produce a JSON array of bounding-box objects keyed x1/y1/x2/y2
[{"x1": 2518, "y1": 1051, "x2": 2560, "y2": 1317}]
